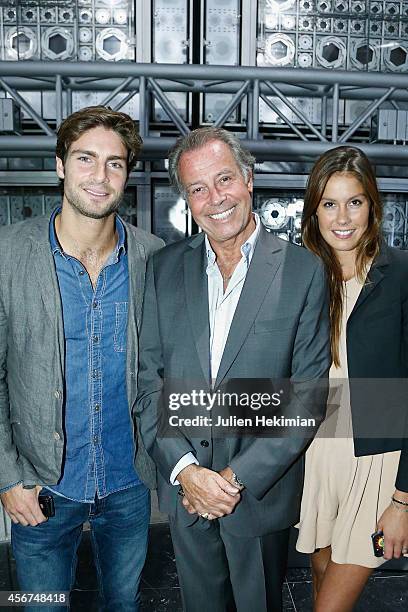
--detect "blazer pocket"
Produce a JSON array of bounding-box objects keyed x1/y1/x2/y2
[
  {"x1": 254, "y1": 317, "x2": 296, "y2": 333},
  {"x1": 114, "y1": 301, "x2": 128, "y2": 352}
]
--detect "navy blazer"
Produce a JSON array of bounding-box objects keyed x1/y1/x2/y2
[{"x1": 346, "y1": 244, "x2": 408, "y2": 491}]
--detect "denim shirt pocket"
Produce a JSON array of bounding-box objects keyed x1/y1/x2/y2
[{"x1": 114, "y1": 301, "x2": 128, "y2": 352}]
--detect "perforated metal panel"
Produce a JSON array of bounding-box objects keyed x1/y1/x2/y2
[
  {"x1": 0, "y1": 0, "x2": 135, "y2": 63},
  {"x1": 204, "y1": 0, "x2": 240, "y2": 65},
  {"x1": 152, "y1": 0, "x2": 188, "y2": 64},
  {"x1": 256, "y1": 0, "x2": 408, "y2": 73}
]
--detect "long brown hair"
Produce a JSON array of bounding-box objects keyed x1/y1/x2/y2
[{"x1": 301, "y1": 146, "x2": 382, "y2": 366}]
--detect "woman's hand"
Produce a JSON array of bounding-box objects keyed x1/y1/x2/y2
[{"x1": 377, "y1": 489, "x2": 408, "y2": 560}]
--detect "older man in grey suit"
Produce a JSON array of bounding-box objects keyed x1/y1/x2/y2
[
  {"x1": 0, "y1": 106, "x2": 163, "y2": 611},
  {"x1": 136, "y1": 127, "x2": 331, "y2": 612}
]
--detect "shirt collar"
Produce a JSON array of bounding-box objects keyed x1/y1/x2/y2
[
  {"x1": 49, "y1": 207, "x2": 127, "y2": 260},
  {"x1": 205, "y1": 212, "x2": 260, "y2": 268}
]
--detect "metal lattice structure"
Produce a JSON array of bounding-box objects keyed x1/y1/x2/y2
[{"x1": 1, "y1": 61, "x2": 408, "y2": 164}]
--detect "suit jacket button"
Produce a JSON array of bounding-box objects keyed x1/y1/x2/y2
[{"x1": 200, "y1": 440, "x2": 209, "y2": 447}]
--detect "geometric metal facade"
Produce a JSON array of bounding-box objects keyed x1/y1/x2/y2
[
  {"x1": 1, "y1": 0, "x2": 135, "y2": 62},
  {"x1": 257, "y1": 0, "x2": 408, "y2": 73},
  {"x1": 0, "y1": 0, "x2": 407, "y2": 253}
]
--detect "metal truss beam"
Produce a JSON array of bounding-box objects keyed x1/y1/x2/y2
[
  {"x1": 2, "y1": 78, "x2": 408, "y2": 102},
  {"x1": 2, "y1": 171, "x2": 408, "y2": 194},
  {"x1": 1, "y1": 137, "x2": 408, "y2": 164},
  {"x1": 1, "y1": 62, "x2": 408, "y2": 163},
  {"x1": 1, "y1": 62, "x2": 408, "y2": 88}
]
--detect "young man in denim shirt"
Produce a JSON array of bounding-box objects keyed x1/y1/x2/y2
[{"x1": 0, "y1": 106, "x2": 163, "y2": 610}]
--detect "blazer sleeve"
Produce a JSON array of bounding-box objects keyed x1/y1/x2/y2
[
  {"x1": 135, "y1": 257, "x2": 197, "y2": 482},
  {"x1": 395, "y1": 285, "x2": 408, "y2": 492},
  {"x1": 0, "y1": 255, "x2": 23, "y2": 489},
  {"x1": 229, "y1": 260, "x2": 331, "y2": 500}
]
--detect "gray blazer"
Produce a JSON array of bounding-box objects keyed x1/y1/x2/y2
[
  {"x1": 0, "y1": 213, "x2": 163, "y2": 491},
  {"x1": 136, "y1": 226, "x2": 331, "y2": 536}
]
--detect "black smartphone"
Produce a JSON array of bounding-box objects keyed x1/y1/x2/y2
[
  {"x1": 38, "y1": 494, "x2": 55, "y2": 518},
  {"x1": 371, "y1": 530, "x2": 384, "y2": 557}
]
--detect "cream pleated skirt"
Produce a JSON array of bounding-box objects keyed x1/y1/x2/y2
[{"x1": 296, "y1": 434, "x2": 401, "y2": 568}]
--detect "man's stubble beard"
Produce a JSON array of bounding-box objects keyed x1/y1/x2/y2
[{"x1": 64, "y1": 183, "x2": 124, "y2": 220}]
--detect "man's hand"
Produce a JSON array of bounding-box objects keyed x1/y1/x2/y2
[
  {"x1": 0, "y1": 484, "x2": 46, "y2": 526},
  {"x1": 178, "y1": 464, "x2": 241, "y2": 519}
]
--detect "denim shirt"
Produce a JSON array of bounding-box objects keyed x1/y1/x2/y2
[{"x1": 47, "y1": 209, "x2": 141, "y2": 502}]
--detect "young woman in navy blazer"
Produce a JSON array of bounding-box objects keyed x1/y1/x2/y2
[{"x1": 297, "y1": 146, "x2": 408, "y2": 612}]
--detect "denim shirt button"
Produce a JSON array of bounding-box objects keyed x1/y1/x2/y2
[
  {"x1": 54, "y1": 390, "x2": 61, "y2": 399},
  {"x1": 53, "y1": 431, "x2": 61, "y2": 441}
]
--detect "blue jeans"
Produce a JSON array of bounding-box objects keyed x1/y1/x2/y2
[{"x1": 11, "y1": 485, "x2": 150, "y2": 612}]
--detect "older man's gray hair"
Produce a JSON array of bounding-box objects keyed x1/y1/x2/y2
[{"x1": 168, "y1": 127, "x2": 255, "y2": 199}]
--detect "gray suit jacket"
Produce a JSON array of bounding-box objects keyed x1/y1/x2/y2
[
  {"x1": 136, "y1": 226, "x2": 330, "y2": 536},
  {"x1": 0, "y1": 213, "x2": 163, "y2": 491}
]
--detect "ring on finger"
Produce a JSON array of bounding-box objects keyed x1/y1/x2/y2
[
  {"x1": 201, "y1": 512, "x2": 209, "y2": 519},
  {"x1": 402, "y1": 547, "x2": 408, "y2": 554}
]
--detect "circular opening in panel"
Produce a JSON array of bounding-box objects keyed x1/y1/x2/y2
[
  {"x1": 351, "y1": 39, "x2": 378, "y2": 69},
  {"x1": 322, "y1": 42, "x2": 340, "y2": 62},
  {"x1": 7, "y1": 27, "x2": 37, "y2": 59},
  {"x1": 390, "y1": 47, "x2": 407, "y2": 67},
  {"x1": 42, "y1": 27, "x2": 74, "y2": 60},
  {"x1": 317, "y1": 36, "x2": 346, "y2": 68},
  {"x1": 103, "y1": 35, "x2": 121, "y2": 55},
  {"x1": 356, "y1": 45, "x2": 373, "y2": 65},
  {"x1": 12, "y1": 33, "x2": 30, "y2": 53},
  {"x1": 49, "y1": 34, "x2": 67, "y2": 55},
  {"x1": 271, "y1": 42, "x2": 288, "y2": 60}
]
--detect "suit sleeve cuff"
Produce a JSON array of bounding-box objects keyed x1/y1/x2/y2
[
  {"x1": 395, "y1": 449, "x2": 408, "y2": 492},
  {"x1": 0, "y1": 480, "x2": 22, "y2": 494},
  {"x1": 170, "y1": 453, "x2": 199, "y2": 485}
]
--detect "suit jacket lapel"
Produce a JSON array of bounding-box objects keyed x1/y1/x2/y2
[
  {"x1": 215, "y1": 228, "x2": 283, "y2": 389},
  {"x1": 184, "y1": 235, "x2": 211, "y2": 387},
  {"x1": 126, "y1": 226, "x2": 147, "y2": 407},
  {"x1": 31, "y1": 215, "x2": 65, "y2": 375},
  {"x1": 32, "y1": 227, "x2": 63, "y2": 324},
  {"x1": 127, "y1": 232, "x2": 146, "y2": 332},
  {"x1": 349, "y1": 245, "x2": 389, "y2": 318}
]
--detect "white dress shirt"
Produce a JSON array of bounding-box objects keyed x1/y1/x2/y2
[{"x1": 170, "y1": 214, "x2": 261, "y2": 484}]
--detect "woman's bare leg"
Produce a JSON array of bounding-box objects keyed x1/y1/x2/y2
[
  {"x1": 313, "y1": 556, "x2": 373, "y2": 612},
  {"x1": 311, "y1": 546, "x2": 332, "y2": 599}
]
